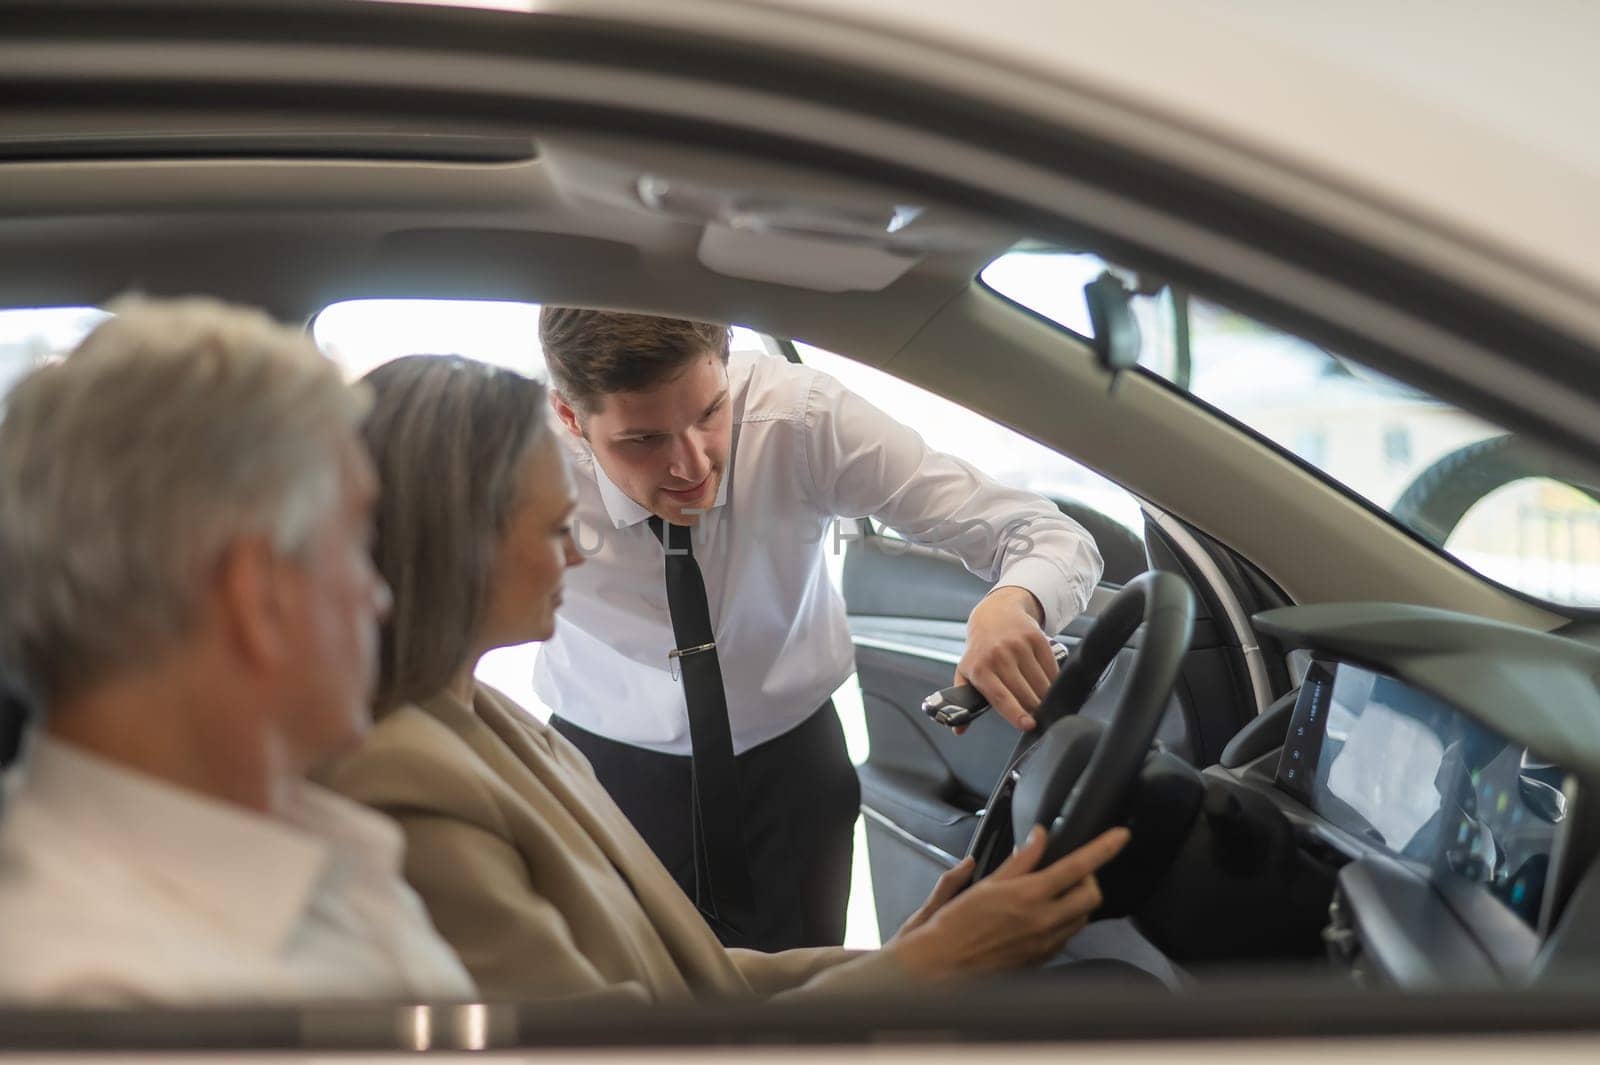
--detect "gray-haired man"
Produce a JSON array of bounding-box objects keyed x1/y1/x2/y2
[{"x1": 0, "y1": 298, "x2": 474, "y2": 1004}]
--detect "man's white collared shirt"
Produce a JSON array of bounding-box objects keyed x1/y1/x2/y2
[
  {"x1": 0, "y1": 737, "x2": 476, "y2": 1005},
  {"x1": 534, "y1": 352, "x2": 1104, "y2": 756}
]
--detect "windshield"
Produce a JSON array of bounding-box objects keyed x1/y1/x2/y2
[{"x1": 982, "y1": 250, "x2": 1600, "y2": 609}]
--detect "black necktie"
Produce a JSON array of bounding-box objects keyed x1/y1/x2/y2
[{"x1": 648, "y1": 516, "x2": 754, "y2": 934}]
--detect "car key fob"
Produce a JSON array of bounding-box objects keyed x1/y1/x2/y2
[{"x1": 921, "y1": 639, "x2": 1070, "y2": 728}]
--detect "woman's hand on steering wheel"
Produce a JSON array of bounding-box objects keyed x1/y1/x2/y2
[
  {"x1": 886, "y1": 825, "x2": 1131, "y2": 982},
  {"x1": 894, "y1": 856, "x2": 978, "y2": 939}
]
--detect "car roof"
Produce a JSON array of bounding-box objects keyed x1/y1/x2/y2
[
  {"x1": 6, "y1": 0, "x2": 1597, "y2": 341},
  {"x1": 586, "y1": 0, "x2": 1600, "y2": 314},
  {"x1": 2, "y1": 0, "x2": 1596, "y2": 626}
]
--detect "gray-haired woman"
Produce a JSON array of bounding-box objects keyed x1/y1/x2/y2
[{"x1": 323, "y1": 353, "x2": 1128, "y2": 1002}]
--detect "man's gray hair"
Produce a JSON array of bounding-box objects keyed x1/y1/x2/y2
[{"x1": 0, "y1": 296, "x2": 366, "y2": 707}]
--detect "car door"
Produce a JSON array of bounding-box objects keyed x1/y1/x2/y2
[{"x1": 817, "y1": 349, "x2": 1267, "y2": 934}]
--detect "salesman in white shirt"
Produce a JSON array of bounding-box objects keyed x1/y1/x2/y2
[
  {"x1": 535, "y1": 309, "x2": 1104, "y2": 953},
  {"x1": 0, "y1": 298, "x2": 475, "y2": 1005}
]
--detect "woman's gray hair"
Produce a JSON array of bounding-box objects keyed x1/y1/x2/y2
[
  {"x1": 0, "y1": 296, "x2": 365, "y2": 707},
  {"x1": 361, "y1": 355, "x2": 548, "y2": 714}
]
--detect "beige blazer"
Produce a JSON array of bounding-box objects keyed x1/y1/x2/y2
[{"x1": 322, "y1": 683, "x2": 907, "y2": 1003}]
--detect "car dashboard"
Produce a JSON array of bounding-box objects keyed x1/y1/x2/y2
[{"x1": 1210, "y1": 603, "x2": 1600, "y2": 987}]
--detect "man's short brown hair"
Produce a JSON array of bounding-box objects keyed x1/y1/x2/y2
[{"x1": 539, "y1": 307, "x2": 731, "y2": 414}]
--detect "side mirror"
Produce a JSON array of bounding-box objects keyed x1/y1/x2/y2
[{"x1": 1083, "y1": 271, "x2": 1142, "y2": 387}]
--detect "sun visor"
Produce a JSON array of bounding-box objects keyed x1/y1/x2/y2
[
  {"x1": 696, "y1": 223, "x2": 919, "y2": 292},
  {"x1": 538, "y1": 135, "x2": 1013, "y2": 293}
]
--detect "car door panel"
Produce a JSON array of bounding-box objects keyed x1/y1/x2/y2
[{"x1": 845, "y1": 519, "x2": 1244, "y2": 934}]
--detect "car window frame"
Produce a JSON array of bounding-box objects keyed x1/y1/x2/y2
[{"x1": 977, "y1": 273, "x2": 1600, "y2": 624}]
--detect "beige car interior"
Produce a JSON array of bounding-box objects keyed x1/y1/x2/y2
[
  {"x1": 0, "y1": 125, "x2": 1558, "y2": 633},
  {"x1": 6, "y1": 4, "x2": 1600, "y2": 1042}
]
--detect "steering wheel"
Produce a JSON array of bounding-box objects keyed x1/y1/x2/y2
[{"x1": 966, "y1": 570, "x2": 1196, "y2": 878}]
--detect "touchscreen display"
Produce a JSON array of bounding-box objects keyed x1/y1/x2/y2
[{"x1": 1277, "y1": 662, "x2": 1571, "y2": 928}]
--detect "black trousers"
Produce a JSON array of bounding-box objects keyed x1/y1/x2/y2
[{"x1": 553, "y1": 702, "x2": 860, "y2": 952}]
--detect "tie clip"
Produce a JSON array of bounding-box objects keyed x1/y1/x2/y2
[{"x1": 667, "y1": 641, "x2": 716, "y2": 681}]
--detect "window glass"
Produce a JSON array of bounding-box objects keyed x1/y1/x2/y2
[
  {"x1": 976, "y1": 251, "x2": 1105, "y2": 339},
  {"x1": 313, "y1": 298, "x2": 770, "y2": 381},
  {"x1": 1450, "y1": 479, "x2": 1600, "y2": 604},
  {"x1": 794, "y1": 342, "x2": 1145, "y2": 546},
  {"x1": 0, "y1": 306, "x2": 111, "y2": 397},
  {"x1": 313, "y1": 298, "x2": 547, "y2": 380},
  {"x1": 982, "y1": 251, "x2": 1600, "y2": 608},
  {"x1": 315, "y1": 301, "x2": 556, "y2": 715},
  {"x1": 312, "y1": 298, "x2": 776, "y2": 715},
  {"x1": 314, "y1": 299, "x2": 869, "y2": 942},
  {"x1": 794, "y1": 342, "x2": 1143, "y2": 951}
]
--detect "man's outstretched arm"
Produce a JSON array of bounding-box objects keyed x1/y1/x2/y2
[{"x1": 801, "y1": 370, "x2": 1104, "y2": 731}]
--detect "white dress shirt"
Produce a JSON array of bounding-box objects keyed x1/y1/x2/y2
[
  {"x1": 0, "y1": 737, "x2": 476, "y2": 1006},
  {"x1": 534, "y1": 352, "x2": 1105, "y2": 756}
]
